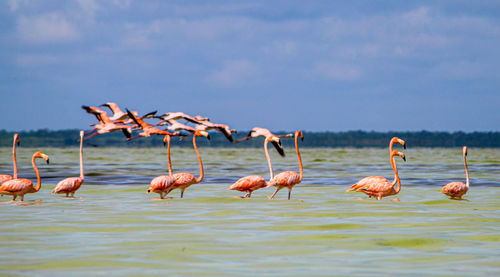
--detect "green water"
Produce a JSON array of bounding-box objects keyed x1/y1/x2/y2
[{"x1": 0, "y1": 147, "x2": 499, "y2": 276}]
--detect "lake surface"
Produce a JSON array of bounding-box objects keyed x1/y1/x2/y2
[{"x1": 1, "y1": 147, "x2": 499, "y2": 276}]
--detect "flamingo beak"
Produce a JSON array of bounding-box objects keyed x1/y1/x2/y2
[
  {"x1": 46, "y1": 159, "x2": 50, "y2": 165},
  {"x1": 207, "y1": 134, "x2": 211, "y2": 141},
  {"x1": 402, "y1": 156, "x2": 406, "y2": 162}
]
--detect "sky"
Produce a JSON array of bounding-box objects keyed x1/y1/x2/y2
[{"x1": 1, "y1": 0, "x2": 499, "y2": 132}]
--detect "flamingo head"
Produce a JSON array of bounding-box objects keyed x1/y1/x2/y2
[
  {"x1": 194, "y1": 115, "x2": 209, "y2": 121},
  {"x1": 463, "y1": 146, "x2": 468, "y2": 156},
  {"x1": 391, "y1": 137, "x2": 406, "y2": 149},
  {"x1": 195, "y1": 130, "x2": 210, "y2": 140},
  {"x1": 296, "y1": 130, "x2": 304, "y2": 141},
  {"x1": 440, "y1": 186, "x2": 448, "y2": 194},
  {"x1": 14, "y1": 133, "x2": 20, "y2": 146},
  {"x1": 34, "y1": 152, "x2": 50, "y2": 164},
  {"x1": 391, "y1": 150, "x2": 406, "y2": 162}
]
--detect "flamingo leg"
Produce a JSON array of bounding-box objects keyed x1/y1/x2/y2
[
  {"x1": 180, "y1": 189, "x2": 185, "y2": 198},
  {"x1": 84, "y1": 128, "x2": 97, "y2": 135},
  {"x1": 83, "y1": 132, "x2": 99, "y2": 141},
  {"x1": 160, "y1": 192, "x2": 165, "y2": 199},
  {"x1": 12, "y1": 195, "x2": 17, "y2": 201},
  {"x1": 126, "y1": 135, "x2": 143, "y2": 141},
  {"x1": 71, "y1": 192, "x2": 75, "y2": 197},
  {"x1": 288, "y1": 188, "x2": 292, "y2": 200},
  {"x1": 65, "y1": 192, "x2": 69, "y2": 197},
  {"x1": 269, "y1": 187, "x2": 282, "y2": 199},
  {"x1": 248, "y1": 191, "x2": 252, "y2": 198},
  {"x1": 20, "y1": 195, "x2": 24, "y2": 201}
]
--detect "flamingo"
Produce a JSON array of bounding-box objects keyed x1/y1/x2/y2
[
  {"x1": 147, "y1": 134, "x2": 177, "y2": 199},
  {"x1": 81, "y1": 105, "x2": 132, "y2": 140},
  {"x1": 0, "y1": 133, "x2": 20, "y2": 184},
  {"x1": 192, "y1": 119, "x2": 236, "y2": 142},
  {"x1": 157, "y1": 130, "x2": 210, "y2": 198},
  {"x1": 155, "y1": 112, "x2": 209, "y2": 124},
  {"x1": 441, "y1": 146, "x2": 470, "y2": 200},
  {"x1": 235, "y1": 127, "x2": 290, "y2": 157},
  {"x1": 228, "y1": 135, "x2": 281, "y2": 198},
  {"x1": 52, "y1": 131, "x2": 85, "y2": 197},
  {"x1": 267, "y1": 130, "x2": 304, "y2": 200},
  {"x1": 126, "y1": 109, "x2": 182, "y2": 140},
  {"x1": 346, "y1": 150, "x2": 406, "y2": 200},
  {"x1": 0, "y1": 152, "x2": 49, "y2": 201}
]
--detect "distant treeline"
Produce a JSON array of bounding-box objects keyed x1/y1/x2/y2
[{"x1": 0, "y1": 129, "x2": 499, "y2": 148}]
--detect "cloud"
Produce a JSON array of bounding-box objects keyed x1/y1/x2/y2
[
  {"x1": 17, "y1": 54, "x2": 59, "y2": 67},
  {"x1": 312, "y1": 62, "x2": 361, "y2": 81},
  {"x1": 207, "y1": 60, "x2": 259, "y2": 88},
  {"x1": 17, "y1": 13, "x2": 81, "y2": 44}
]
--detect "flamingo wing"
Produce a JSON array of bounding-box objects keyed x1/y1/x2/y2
[
  {"x1": 52, "y1": 177, "x2": 83, "y2": 194},
  {"x1": 0, "y1": 179, "x2": 32, "y2": 193},
  {"x1": 347, "y1": 176, "x2": 387, "y2": 192},
  {"x1": 269, "y1": 171, "x2": 300, "y2": 187},
  {"x1": 441, "y1": 182, "x2": 468, "y2": 197},
  {"x1": 229, "y1": 175, "x2": 266, "y2": 191},
  {"x1": 149, "y1": 175, "x2": 177, "y2": 192},
  {"x1": 173, "y1": 173, "x2": 196, "y2": 186}
]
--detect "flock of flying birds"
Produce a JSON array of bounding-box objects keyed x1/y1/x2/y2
[{"x1": 0, "y1": 102, "x2": 470, "y2": 202}]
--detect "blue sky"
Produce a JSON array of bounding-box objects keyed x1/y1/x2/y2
[{"x1": 1, "y1": 0, "x2": 499, "y2": 132}]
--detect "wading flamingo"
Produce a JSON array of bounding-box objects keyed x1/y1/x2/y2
[
  {"x1": 0, "y1": 133, "x2": 20, "y2": 184},
  {"x1": 441, "y1": 146, "x2": 470, "y2": 200},
  {"x1": 235, "y1": 127, "x2": 290, "y2": 157},
  {"x1": 267, "y1": 130, "x2": 304, "y2": 200},
  {"x1": 52, "y1": 131, "x2": 85, "y2": 197},
  {"x1": 159, "y1": 130, "x2": 210, "y2": 198},
  {"x1": 147, "y1": 135, "x2": 177, "y2": 199},
  {"x1": 346, "y1": 150, "x2": 406, "y2": 200},
  {"x1": 81, "y1": 106, "x2": 132, "y2": 140},
  {"x1": 228, "y1": 135, "x2": 281, "y2": 198},
  {"x1": 126, "y1": 109, "x2": 181, "y2": 140},
  {"x1": 0, "y1": 152, "x2": 49, "y2": 201}
]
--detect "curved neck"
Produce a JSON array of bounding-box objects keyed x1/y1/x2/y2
[
  {"x1": 390, "y1": 153, "x2": 401, "y2": 193},
  {"x1": 79, "y1": 133, "x2": 84, "y2": 179},
  {"x1": 13, "y1": 135, "x2": 18, "y2": 179},
  {"x1": 32, "y1": 156, "x2": 41, "y2": 192},
  {"x1": 464, "y1": 151, "x2": 469, "y2": 187},
  {"x1": 166, "y1": 135, "x2": 173, "y2": 175},
  {"x1": 193, "y1": 134, "x2": 204, "y2": 183},
  {"x1": 389, "y1": 139, "x2": 395, "y2": 155},
  {"x1": 264, "y1": 138, "x2": 274, "y2": 180},
  {"x1": 295, "y1": 134, "x2": 303, "y2": 182}
]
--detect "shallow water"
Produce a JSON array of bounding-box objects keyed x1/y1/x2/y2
[{"x1": 0, "y1": 147, "x2": 499, "y2": 276}]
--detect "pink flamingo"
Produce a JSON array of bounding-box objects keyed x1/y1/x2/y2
[
  {"x1": 126, "y1": 109, "x2": 181, "y2": 140},
  {"x1": 155, "y1": 112, "x2": 209, "y2": 124},
  {"x1": 52, "y1": 131, "x2": 85, "y2": 197},
  {"x1": 346, "y1": 150, "x2": 406, "y2": 200},
  {"x1": 267, "y1": 130, "x2": 304, "y2": 200},
  {"x1": 228, "y1": 135, "x2": 281, "y2": 198},
  {"x1": 235, "y1": 127, "x2": 291, "y2": 157},
  {"x1": 82, "y1": 105, "x2": 132, "y2": 140},
  {"x1": 192, "y1": 119, "x2": 236, "y2": 142},
  {"x1": 157, "y1": 130, "x2": 210, "y2": 198},
  {"x1": 0, "y1": 152, "x2": 49, "y2": 201},
  {"x1": 147, "y1": 134, "x2": 177, "y2": 199},
  {"x1": 441, "y1": 146, "x2": 469, "y2": 200},
  {"x1": 0, "y1": 133, "x2": 20, "y2": 184}
]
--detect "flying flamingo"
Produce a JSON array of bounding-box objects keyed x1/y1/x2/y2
[
  {"x1": 228, "y1": 135, "x2": 281, "y2": 198},
  {"x1": 441, "y1": 146, "x2": 470, "y2": 200},
  {"x1": 100, "y1": 103, "x2": 157, "y2": 125},
  {"x1": 0, "y1": 133, "x2": 20, "y2": 184},
  {"x1": 267, "y1": 130, "x2": 304, "y2": 200},
  {"x1": 126, "y1": 109, "x2": 182, "y2": 140},
  {"x1": 235, "y1": 127, "x2": 291, "y2": 157},
  {"x1": 192, "y1": 119, "x2": 236, "y2": 142},
  {"x1": 0, "y1": 152, "x2": 49, "y2": 201},
  {"x1": 52, "y1": 131, "x2": 85, "y2": 197},
  {"x1": 156, "y1": 130, "x2": 210, "y2": 198},
  {"x1": 81, "y1": 105, "x2": 132, "y2": 140},
  {"x1": 346, "y1": 150, "x2": 406, "y2": 200},
  {"x1": 147, "y1": 134, "x2": 177, "y2": 199},
  {"x1": 155, "y1": 112, "x2": 209, "y2": 124}
]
